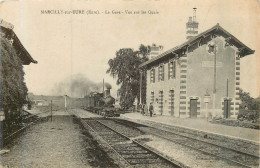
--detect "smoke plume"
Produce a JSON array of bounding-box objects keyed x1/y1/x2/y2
[{"x1": 52, "y1": 74, "x2": 112, "y2": 98}]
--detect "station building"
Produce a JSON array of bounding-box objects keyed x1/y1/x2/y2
[{"x1": 139, "y1": 23, "x2": 254, "y2": 119}]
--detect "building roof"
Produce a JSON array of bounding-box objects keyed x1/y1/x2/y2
[
  {"x1": 0, "y1": 19, "x2": 37, "y2": 65},
  {"x1": 140, "y1": 24, "x2": 254, "y2": 68}
]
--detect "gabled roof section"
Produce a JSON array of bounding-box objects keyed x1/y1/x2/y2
[
  {"x1": 0, "y1": 19, "x2": 37, "y2": 65},
  {"x1": 140, "y1": 24, "x2": 254, "y2": 68}
]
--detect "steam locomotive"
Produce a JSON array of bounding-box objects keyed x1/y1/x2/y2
[{"x1": 84, "y1": 87, "x2": 120, "y2": 117}]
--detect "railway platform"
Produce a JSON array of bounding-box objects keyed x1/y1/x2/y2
[
  {"x1": 120, "y1": 112, "x2": 260, "y2": 143},
  {"x1": 1, "y1": 115, "x2": 91, "y2": 167},
  {"x1": 1, "y1": 111, "x2": 118, "y2": 168}
]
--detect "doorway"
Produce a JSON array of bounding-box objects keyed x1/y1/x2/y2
[
  {"x1": 159, "y1": 91, "x2": 163, "y2": 115},
  {"x1": 190, "y1": 99, "x2": 198, "y2": 118},
  {"x1": 169, "y1": 90, "x2": 174, "y2": 116},
  {"x1": 224, "y1": 100, "x2": 231, "y2": 118}
]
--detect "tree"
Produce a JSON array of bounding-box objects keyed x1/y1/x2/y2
[
  {"x1": 239, "y1": 88, "x2": 259, "y2": 110},
  {"x1": 107, "y1": 45, "x2": 150, "y2": 109},
  {"x1": 238, "y1": 88, "x2": 260, "y2": 122},
  {"x1": 0, "y1": 35, "x2": 28, "y2": 121}
]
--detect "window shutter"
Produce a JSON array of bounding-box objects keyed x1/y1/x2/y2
[
  {"x1": 150, "y1": 69, "x2": 154, "y2": 83},
  {"x1": 168, "y1": 62, "x2": 170, "y2": 79},
  {"x1": 173, "y1": 61, "x2": 176, "y2": 78},
  {"x1": 150, "y1": 69, "x2": 152, "y2": 83},
  {"x1": 158, "y1": 66, "x2": 160, "y2": 81},
  {"x1": 162, "y1": 65, "x2": 164, "y2": 81},
  {"x1": 153, "y1": 69, "x2": 155, "y2": 83}
]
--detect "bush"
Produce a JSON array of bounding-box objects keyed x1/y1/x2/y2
[
  {"x1": 237, "y1": 110, "x2": 260, "y2": 123},
  {"x1": 211, "y1": 118, "x2": 259, "y2": 130}
]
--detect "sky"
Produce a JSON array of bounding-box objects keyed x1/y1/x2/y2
[{"x1": 0, "y1": 0, "x2": 259, "y2": 98}]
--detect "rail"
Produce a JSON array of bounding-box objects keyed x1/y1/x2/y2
[
  {"x1": 112, "y1": 118, "x2": 259, "y2": 168},
  {"x1": 80, "y1": 119, "x2": 133, "y2": 168},
  {"x1": 93, "y1": 118, "x2": 184, "y2": 168}
]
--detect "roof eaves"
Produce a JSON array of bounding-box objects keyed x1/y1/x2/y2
[
  {"x1": 139, "y1": 45, "x2": 182, "y2": 68},
  {"x1": 12, "y1": 31, "x2": 38, "y2": 65},
  {"x1": 217, "y1": 25, "x2": 255, "y2": 57},
  {"x1": 0, "y1": 19, "x2": 37, "y2": 65},
  {"x1": 140, "y1": 24, "x2": 254, "y2": 68},
  {"x1": 139, "y1": 25, "x2": 220, "y2": 68}
]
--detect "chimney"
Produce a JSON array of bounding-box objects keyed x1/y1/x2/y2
[
  {"x1": 148, "y1": 44, "x2": 164, "y2": 60},
  {"x1": 104, "y1": 89, "x2": 111, "y2": 97},
  {"x1": 186, "y1": 8, "x2": 199, "y2": 40}
]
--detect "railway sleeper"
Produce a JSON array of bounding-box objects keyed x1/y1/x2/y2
[
  {"x1": 126, "y1": 158, "x2": 164, "y2": 165},
  {"x1": 124, "y1": 156, "x2": 159, "y2": 160},
  {"x1": 106, "y1": 141, "x2": 129, "y2": 144},
  {"x1": 100, "y1": 136, "x2": 126, "y2": 140},
  {"x1": 122, "y1": 154, "x2": 156, "y2": 159},
  {"x1": 132, "y1": 163, "x2": 173, "y2": 168},
  {"x1": 117, "y1": 149, "x2": 147, "y2": 153},
  {"x1": 100, "y1": 133, "x2": 125, "y2": 136},
  {"x1": 98, "y1": 133, "x2": 122, "y2": 136},
  {"x1": 113, "y1": 141, "x2": 133, "y2": 145},
  {"x1": 104, "y1": 139, "x2": 129, "y2": 143},
  {"x1": 195, "y1": 154, "x2": 218, "y2": 161},
  {"x1": 85, "y1": 126, "x2": 107, "y2": 130},
  {"x1": 105, "y1": 139, "x2": 128, "y2": 142},
  {"x1": 119, "y1": 150, "x2": 150, "y2": 154},
  {"x1": 113, "y1": 143, "x2": 139, "y2": 148},
  {"x1": 98, "y1": 132, "x2": 122, "y2": 136},
  {"x1": 113, "y1": 147, "x2": 144, "y2": 151},
  {"x1": 96, "y1": 130, "x2": 119, "y2": 134},
  {"x1": 218, "y1": 154, "x2": 259, "y2": 166},
  {"x1": 102, "y1": 136, "x2": 127, "y2": 140}
]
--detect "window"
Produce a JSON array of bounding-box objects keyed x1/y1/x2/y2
[
  {"x1": 150, "y1": 68, "x2": 155, "y2": 83},
  {"x1": 159, "y1": 91, "x2": 163, "y2": 115},
  {"x1": 207, "y1": 43, "x2": 216, "y2": 55},
  {"x1": 151, "y1": 92, "x2": 154, "y2": 103},
  {"x1": 168, "y1": 61, "x2": 176, "y2": 79},
  {"x1": 158, "y1": 64, "x2": 164, "y2": 81},
  {"x1": 169, "y1": 90, "x2": 174, "y2": 115}
]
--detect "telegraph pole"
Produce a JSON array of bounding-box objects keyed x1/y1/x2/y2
[
  {"x1": 213, "y1": 42, "x2": 217, "y2": 115},
  {"x1": 214, "y1": 44, "x2": 217, "y2": 94},
  {"x1": 103, "y1": 79, "x2": 104, "y2": 94},
  {"x1": 139, "y1": 70, "x2": 142, "y2": 105},
  {"x1": 51, "y1": 100, "x2": 53, "y2": 121},
  {"x1": 227, "y1": 79, "x2": 229, "y2": 97},
  {"x1": 64, "y1": 95, "x2": 67, "y2": 111}
]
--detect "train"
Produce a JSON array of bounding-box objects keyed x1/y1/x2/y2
[{"x1": 83, "y1": 87, "x2": 120, "y2": 117}]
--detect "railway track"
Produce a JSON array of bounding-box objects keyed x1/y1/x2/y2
[
  {"x1": 111, "y1": 118, "x2": 260, "y2": 168},
  {"x1": 80, "y1": 118, "x2": 183, "y2": 168},
  {"x1": 137, "y1": 120, "x2": 259, "y2": 156}
]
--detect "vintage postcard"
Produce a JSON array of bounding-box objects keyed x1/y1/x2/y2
[{"x1": 0, "y1": 0, "x2": 259, "y2": 167}]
